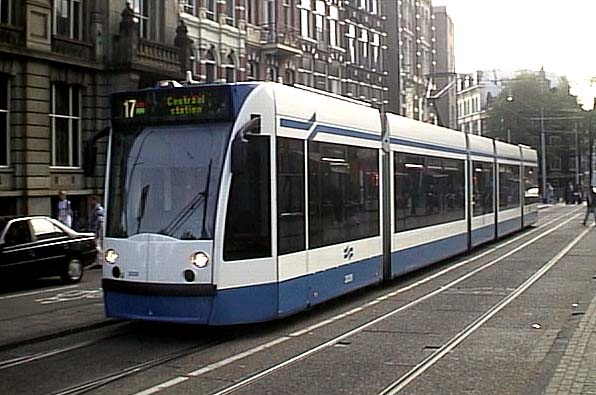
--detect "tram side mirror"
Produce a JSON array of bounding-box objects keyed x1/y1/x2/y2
[
  {"x1": 231, "y1": 116, "x2": 261, "y2": 174},
  {"x1": 231, "y1": 135, "x2": 248, "y2": 174}
]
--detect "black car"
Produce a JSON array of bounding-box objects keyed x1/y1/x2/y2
[{"x1": 0, "y1": 216, "x2": 98, "y2": 284}]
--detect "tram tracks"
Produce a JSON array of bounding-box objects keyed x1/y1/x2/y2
[
  {"x1": 46, "y1": 337, "x2": 233, "y2": 395},
  {"x1": 129, "y1": 206, "x2": 584, "y2": 395}
]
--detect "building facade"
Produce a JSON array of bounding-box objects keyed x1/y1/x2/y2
[
  {"x1": 430, "y1": 5, "x2": 455, "y2": 129},
  {"x1": 0, "y1": 0, "x2": 187, "y2": 220},
  {"x1": 385, "y1": 0, "x2": 435, "y2": 120},
  {"x1": 456, "y1": 71, "x2": 501, "y2": 135}
]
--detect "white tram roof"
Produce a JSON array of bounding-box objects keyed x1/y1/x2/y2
[
  {"x1": 386, "y1": 113, "x2": 467, "y2": 157},
  {"x1": 520, "y1": 145, "x2": 538, "y2": 164},
  {"x1": 269, "y1": 83, "x2": 382, "y2": 134},
  {"x1": 495, "y1": 140, "x2": 522, "y2": 161},
  {"x1": 468, "y1": 134, "x2": 495, "y2": 160}
]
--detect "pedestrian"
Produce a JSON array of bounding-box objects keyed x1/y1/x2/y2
[
  {"x1": 583, "y1": 188, "x2": 596, "y2": 226},
  {"x1": 57, "y1": 190, "x2": 73, "y2": 228},
  {"x1": 88, "y1": 195, "x2": 104, "y2": 249},
  {"x1": 565, "y1": 182, "x2": 575, "y2": 205}
]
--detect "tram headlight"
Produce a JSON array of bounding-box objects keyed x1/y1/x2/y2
[
  {"x1": 191, "y1": 251, "x2": 210, "y2": 268},
  {"x1": 105, "y1": 249, "x2": 119, "y2": 264}
]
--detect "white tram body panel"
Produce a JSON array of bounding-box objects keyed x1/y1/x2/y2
[{"x1": 102, "y1": 82, "x2": 539, "y2": 325}]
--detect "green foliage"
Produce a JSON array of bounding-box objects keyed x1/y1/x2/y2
[{"x1": 486, "y1": 73, "x2": 583, "y2": 147}]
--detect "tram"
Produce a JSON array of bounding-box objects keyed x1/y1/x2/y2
[{"x1": 101, "y1": 81, "x2": 539, "y2": 325}]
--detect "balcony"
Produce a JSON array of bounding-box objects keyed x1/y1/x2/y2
[
  {"x1": 136, "y1": 39, "x2": 180, "y2": 72},
  {"x1": 259, "y1": 23, "x2": 302, "y2": 57},
  {"x1": 113, "y1": 35, "x2": 182, "y2": 78},
  {"x1": 51, "y1": 35, "x2": 93, "y2": 63},
  {"x1": 0, "y1": 23, "x2": 23, "y2": 48}
]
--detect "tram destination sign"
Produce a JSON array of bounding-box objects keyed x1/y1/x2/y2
[{"x1": 112, "y1": 85, "x2": 232, "y2": 125}]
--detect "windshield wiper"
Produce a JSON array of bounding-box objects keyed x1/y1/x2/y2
[
  {"x1": 160, "y1": 160, "x2": 213, "y2": 238},
  {"x1": 136, "y1": 184, "x2": 150, "y2": 234}
]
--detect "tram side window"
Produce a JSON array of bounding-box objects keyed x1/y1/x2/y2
[
  {"x1": 308, "y1": 141, "x2": 379, "y2": 249},
  {"x1": 472, "y1": 161, "x2": 494, "y2": 217},
  {"x1": 499, "y1": 164, "x2": 521, "y2": 210},
  {"x1": 523, "y1": 166, "x2": 540, "y2": 204},
  {"x1": 223, "y1": 138, "x2": 271, "y2": 261},
  {"x1": 277, "y1": 138, "x2": 305, "y2": 255},
  {"x1": 394, "y1": 153, "x2": 465, "y2": 232}
]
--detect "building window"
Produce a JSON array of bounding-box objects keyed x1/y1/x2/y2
[
  {"x1": 53, "y1": 0, "x2": 83, "y2": 40},
  {"x1": 50, "y1": 83, "x2": 81, "y2": 168},
  {"x1": 225, "y1": 0, "x2": 235, "y2": 25},
  {"x1": 247, "y1": 0, "x2": 257, "y2": 24},
  {"x1": 204, "y1": 49, "x2": 216, "y2": 83},
  {"x1": 0, "y1": 75, "x2": 9, "y2": 166},
  {"x1": 0, "y1": 0, "x2": 15, "y2": 25},
  {"x1": 132, "y1": 0, "x2": 150, "y2": 38},
  {"x1": 329, "y1": 6, "x2": 338, "y2": 46},
  {"x1": 549, "y1": 158, "x2": 561, "y2": 171},
  {"x1": 371, "y1": 33, "x2": 380, "y2": 70},
  {"x1": 315, "y1": 0, "x2": 324, "y2": 42},
  {"x1": 206, "y1": 0, "x2": 215, "y2": 20},
  {"x1": 180, "y1": 0, "x2": 196, "y2": 15},
  {"x1": 225, "y1": 54, "x2": 235, "y2": 82},
  {"x1": 247, "y1": 61, "x2": 259, "y2": 80},
  {"x1": 347, "y1": 24, "x2": 356, "y2": 63},
  {"x1": 300, "y1": 0, "x2": 310, "y2": 38}
]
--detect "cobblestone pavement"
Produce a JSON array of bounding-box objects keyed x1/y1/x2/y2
[{"x1": 545, "y1": 226, "x2": 596, "y2": 395}]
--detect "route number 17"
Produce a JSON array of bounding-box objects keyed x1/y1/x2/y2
[{"x1": 123, "y1": 99, "x2": 137, "y2": 118}]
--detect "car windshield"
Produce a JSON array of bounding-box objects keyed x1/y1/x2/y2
[{"x1": 106, "y1": 123, "x2": 231, "y2": 240}]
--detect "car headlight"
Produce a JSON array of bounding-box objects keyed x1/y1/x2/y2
[
  {"x1": 105, "y1": 249, "x2": 119, "y2": 264},
  {"x1": 191, "y1": 252, "x2": 209, "y2": 268}
]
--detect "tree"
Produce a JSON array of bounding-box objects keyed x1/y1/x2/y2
[{"x1": 486, "y1": 71, "x2": 587, "y2": 194}]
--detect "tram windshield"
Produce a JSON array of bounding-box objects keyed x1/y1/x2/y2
[{"x1": 106, "y1": 123, "x2": 230, "y2": 240}]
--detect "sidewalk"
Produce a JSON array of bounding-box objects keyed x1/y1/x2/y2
[{"x1": 545, "y1": 226, "x2": 596, "y2": 395}]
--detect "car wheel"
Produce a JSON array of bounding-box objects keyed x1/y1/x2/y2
[{"x1": 61, "y1": 257, "x2": 84, "y2": 284}]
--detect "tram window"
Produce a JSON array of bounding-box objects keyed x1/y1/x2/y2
[
  {"x1": 499, "y1": 164, "x2": 521, "y2": 210},
  {"x1": 523, "y1": 166, "x2": 540, "y2": 204},
  {"x1": 277, "y1": 138, "x2": 306, "y2": 255},
  {"x1": 308, "y1": 141, "x2": 379, "y2": 249},
  {"x1": 472, "y1": 161, "x2": 494, "y2": 216},
  {"x1": 223, "y1": 138, "x2": 271, "y2": 261},
  {"x1": 394, "y1": 153, "x2": 465, "y2": 232}
]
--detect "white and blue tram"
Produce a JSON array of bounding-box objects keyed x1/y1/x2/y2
[{"x1": 101, "y1": 82, "x2": 539, "y2": 325}]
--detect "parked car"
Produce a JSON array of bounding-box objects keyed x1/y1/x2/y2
[{"x1": 0, "y1": 216, "x2": 97, "y2": 284}]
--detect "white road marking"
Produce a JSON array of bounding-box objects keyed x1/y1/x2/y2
[
  {"x1": 0, "y1": 285, "x2": 79, "y2": 301},
  {"x1": 132, "y1": 209, "x2": 579, "y2": 395},
  {"x1": 34, "y1": 289, "x2": 102, "y2": 305}
]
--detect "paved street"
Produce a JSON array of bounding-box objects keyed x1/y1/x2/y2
[{"x1": 1, "y1": 204, "x2": 596, "y2": 395}]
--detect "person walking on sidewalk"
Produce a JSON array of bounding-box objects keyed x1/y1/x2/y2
[
  {"x1": 57, "y1": 191, "x2": 73, "y2": 228},
  {"x1": 583, "y1": 188, "x2": 596, "y2": 226},
  {"x1": 88, "y1": 195, "x2": 104, "y2": 249}
]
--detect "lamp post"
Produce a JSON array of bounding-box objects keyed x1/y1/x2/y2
[{"x1": 540, "y1": 105, "x2": 547, "y2": 203}]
